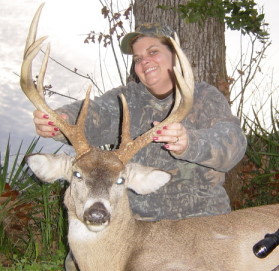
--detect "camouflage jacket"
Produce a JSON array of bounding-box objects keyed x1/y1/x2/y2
[{"x1": 57, "y1": 81, "x2": 247, "y2": 221}]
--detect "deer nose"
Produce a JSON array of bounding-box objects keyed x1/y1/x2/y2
[{"x1": 84, "y1": 202, "x2": 110, "y2": 225}]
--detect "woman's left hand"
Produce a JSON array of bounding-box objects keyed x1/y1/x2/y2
[{"x1": 153, "y1": 121, "x2": 189, "y2": 155}]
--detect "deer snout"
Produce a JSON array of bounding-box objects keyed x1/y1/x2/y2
[{"x1": 84, "y1": 202, "x2": 110, "y2": 226}]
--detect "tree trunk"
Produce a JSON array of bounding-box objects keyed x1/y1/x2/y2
[{"x1": 133, "y1": 0, "x2": 230, "y2": 100}]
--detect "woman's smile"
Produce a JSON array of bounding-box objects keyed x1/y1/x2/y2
[{"x1": 144, "y1": 66, "x2": 158, "y2": 74}]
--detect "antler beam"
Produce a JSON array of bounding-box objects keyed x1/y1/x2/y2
[{"x1": 20, "y1": 4, "x2": 92, "y2": 158}]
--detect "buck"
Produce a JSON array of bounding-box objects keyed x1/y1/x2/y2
[{"x1": 20, "y1": 4, "x2": 279, "y2": 271}]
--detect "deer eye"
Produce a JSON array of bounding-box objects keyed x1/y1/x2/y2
[
  {"x1": 73, "y1": 171, "x2": 82, "y2": 179},
  {"x1": 116, "y1": 177, "x2": 125, "y2": 185}
]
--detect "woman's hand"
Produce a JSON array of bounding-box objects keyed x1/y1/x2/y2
[
  {"x1": 33, "y1": 110, "x2": 68, "y2": 138},
  {"x1": 153, "y1": 121, "x2": 189, "y2": 155}
]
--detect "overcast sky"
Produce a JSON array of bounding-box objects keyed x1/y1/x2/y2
[{"x1": 0, "y1": 0, "x2": 278, "y2": 158}]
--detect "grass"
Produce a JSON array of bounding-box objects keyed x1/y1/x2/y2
[{"x1": 0, "y1": 250, "x2": 65, "y2": 270}]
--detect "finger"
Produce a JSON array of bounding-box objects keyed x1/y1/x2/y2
[
  {"x1": 153, "y1": 121, "x2": 160, "y2": 126},
  {"x1": 153, "y1": 123, "x2": 186, "y2": 143},
  {"x1": 35, "y1": 126, "x2": 58, "y2": 138},
  {"x1": 33, "y1": 110, "x2": 67, "y2": 138},
  {"x1": 155, "y1": 128, "x2": 182, "y2": 138},
  {"x1": 164, "y1": 134, "x2": 189, "y2": 156},
  {"x1": 163, "y1": 139, "x2": 187, "y2": 155},
  {"x1": 153, "y1": 135, "x2": 181, "y2": 143},
  {"x1": 160, "y1": 122, "x2": 184, "y2": 131},
  {"x1": 36, "y1": 123, "x2": 57, "y2": 132},
  {"x1": 33, "y1": 110, "x2": 68, "y2": 123},
  {"x1": 33, "y1": 115, "x2": 49, "y2": 125},
  {"x1": 33, "y1": 114, "x2": 59, "y2": 131},
  {"x1": 60, "y1": 113, "x2": 69, "y2": 120}
]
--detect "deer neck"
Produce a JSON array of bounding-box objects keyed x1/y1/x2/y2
[{"x1": 67, "y1": 190, "x2": 141, "y2": 271}]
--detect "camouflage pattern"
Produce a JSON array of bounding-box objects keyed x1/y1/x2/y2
[
  {"x1": 120, "y1": 23, "x2": 174, "y2": 55},
  {"x1": 56, "y1": 81, "x2": 247, "y2": 221}
]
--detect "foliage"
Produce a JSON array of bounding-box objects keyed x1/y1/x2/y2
[
  {"x1": 240, "y1": 105, "x2": 279, "y2": 207},
  {"x1": 158, "y1": 0, "x2": 269, "y2": 41},
  {"x1": 0, "y1": 138, "x2": 67, "y2": 269},
  {"x1": 0, "y1": 137, "x2": 39, "y2": 195},
  {"x1": 0, "y1": 250, "x2": 65, "y2": 271}
]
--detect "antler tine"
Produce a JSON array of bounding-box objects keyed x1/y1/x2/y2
[
  {"x1": 114, "y1": 37, "x2": 194, "y2": 165},
  {"x1": 24, "y1": 3, "x2": 44, "y2": 58},
  {"x1": 118, "y1": 94, "x2": 132, "y2": 147},
  {"x1": 172, "y1": 32, "x2": 182, "y2": 114},
  {"x1": 20, "y1": 4, "x2": 92, "y2": 158},
  {"x1": 170, "y1": 34, "x2": 195, "y2": 96},
  {"x1": 113, "y1": 94, "x2": 133, "y2": 164}
]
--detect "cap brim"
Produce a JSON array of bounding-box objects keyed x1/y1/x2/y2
[{"x1": 120, "y1": 32, "x2": 141, "y2": 55}]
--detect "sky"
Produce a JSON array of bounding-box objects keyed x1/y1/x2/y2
[{"x1": 0, "y1": 0, "x2": 278, "y2": 159}]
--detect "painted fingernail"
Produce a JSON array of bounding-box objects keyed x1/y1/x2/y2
[
  {"x1": 153, "y1": 137, "x2": 159, "y2": 141},
  {"x1": 48, "y1": 121, "x2": 54, "y2": 126},
  {"x1": 51, "y1": 132, "x2": 56, "y2": 136},
  {"x1": 164, "y1": 144, "x2": 170, "y2": 149},
  {"x1": 163, "y1": 126, "x2": 168, "y2": 129},
  {"x1": 54, "y1": 127, "x2": 59, "y2": 131},
  {"x1": 43, "y1": 114, "x2": 49, "y2": 119},
  {"x1": 157, "y1": 130, "x2": 162, "y2": 134}
]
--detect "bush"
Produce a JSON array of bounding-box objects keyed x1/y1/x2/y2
[{"x1": 0, "y1": 137, "x2": 67, "y2": 269}]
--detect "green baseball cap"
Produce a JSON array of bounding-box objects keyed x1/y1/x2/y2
[{"x1": 120, "y1": 23, "x2": 174, "y2": 55}]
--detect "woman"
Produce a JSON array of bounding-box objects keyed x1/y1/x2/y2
[{"x1": 33, "y1": 23, "x2": 247, "y2": 221}]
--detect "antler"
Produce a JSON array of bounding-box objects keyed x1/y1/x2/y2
[
  {"x1": 20, "y1": 3, "x2": 92, "y2": 159},
  {"x1": 114, "y1": 33, "x2": 194, "y2": 164},
  {"x1": 21, "y1": 4, "x2": 193, "y2": 165}
]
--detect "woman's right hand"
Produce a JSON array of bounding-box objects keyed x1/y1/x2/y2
[{"x1": 33, "y1": 110, "x2": 68, "y2": 138}]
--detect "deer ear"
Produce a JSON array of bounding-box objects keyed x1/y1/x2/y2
[
  {"x1": 26, "y1": 153, "x2": 73, "y2": 183},
  {"x1": 125, "y1": 163, "x2": 171, "y2": 195}
]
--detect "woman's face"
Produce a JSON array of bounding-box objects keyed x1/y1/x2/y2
[{"x1": 132, "y1": 36, "x2": 175, "y2": 98}]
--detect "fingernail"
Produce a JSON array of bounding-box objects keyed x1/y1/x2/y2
[
  {"x1": 43, "y1": 114, "x2": 49, "y2": 119},
  {"x1": 157, "y1": 130, "x2": 162, "y2": 134},
  {"x1": 51, "y1": 132, "x2": 56, "y2": 136},
  {"x1": 153, "y1": 137, "x2": 159, "y2": 141},
  {"x1": 48, "y1": 121, "x2": 54, "y2": 126},
  {"x1": 164, "y1": 144, "x2": 170, "y2": 149},
  {"x1": 163, "y1": 126, "x2": 168, "y2": 129},
  {"x1": 54, "y1": 127, "x2": 59, "y2": 131}
]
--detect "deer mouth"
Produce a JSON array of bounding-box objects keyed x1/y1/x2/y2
[{"x1": 83, "y1": 202, "x2": 111, "y2": 232}]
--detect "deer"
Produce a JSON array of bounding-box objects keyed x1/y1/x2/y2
[{"x1": 20, "y1": 4, "x2": 279, "y2": 271}]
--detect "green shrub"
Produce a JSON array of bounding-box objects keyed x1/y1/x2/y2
[{"x1": 0, "y1": 137, "x2": 67, "y2": 268}]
